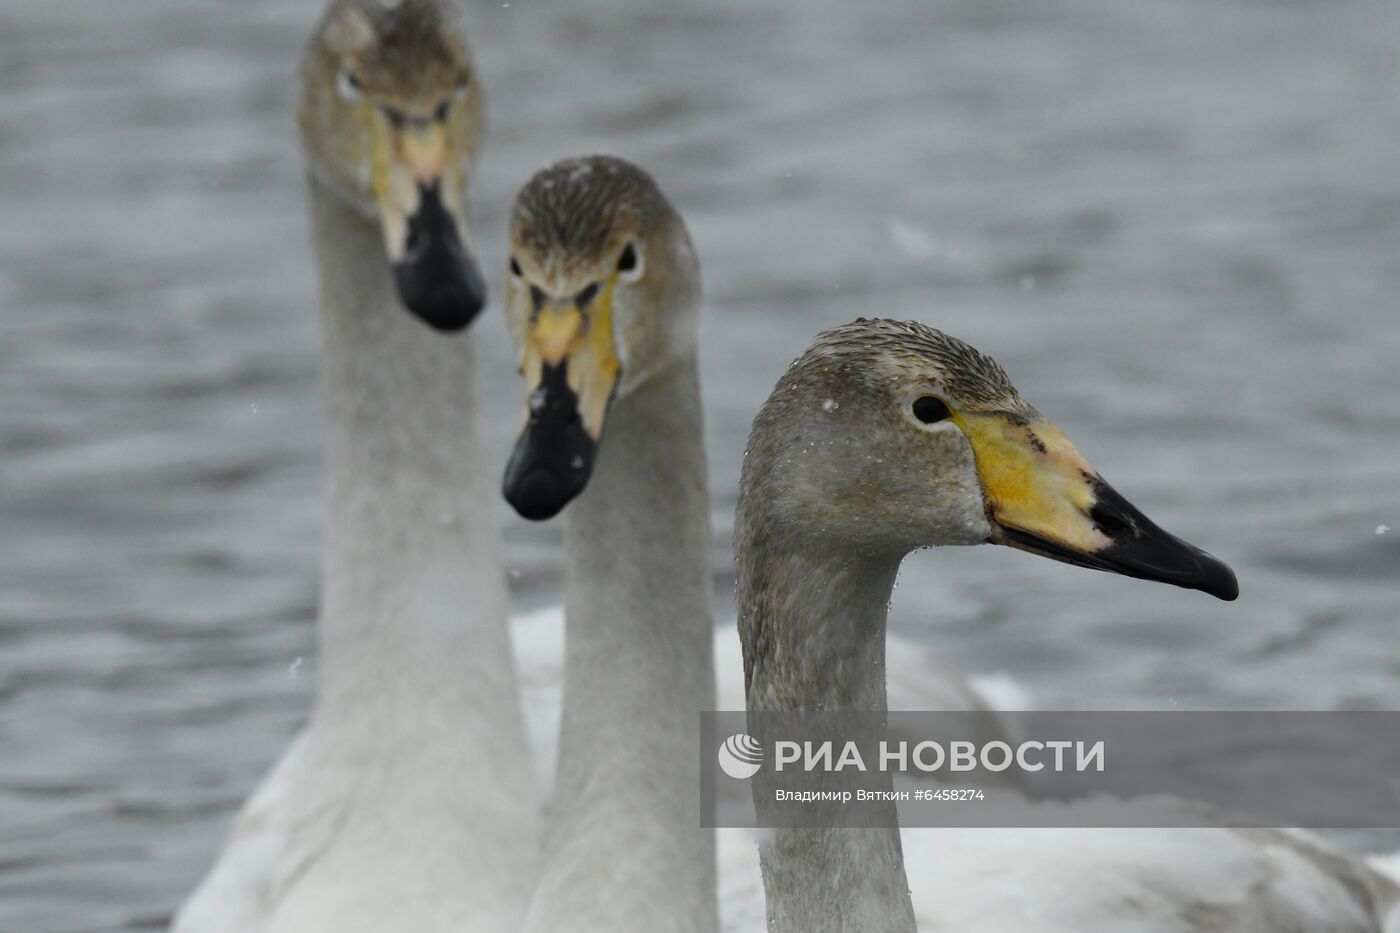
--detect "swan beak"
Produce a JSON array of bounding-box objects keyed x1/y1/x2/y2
[
  {"x1": 372, "y1": 121, "x2": 485, "y2": 331},
  {"x1": 503, "y1": 286, "x2": 621, "y2": 521},
  {"x1": 961, "y1": 414, "x2": 1239, "y2": 601}
]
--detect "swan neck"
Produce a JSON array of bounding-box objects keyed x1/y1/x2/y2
[
  {"x1": 287, "y1": 172, "x2": 537, "y2": 930},
  {"x1": 735, "y1": 530, "x2": 916, "y2": 932},
  {"x1": 738, "y1": 540, "x2": 902, "y2": 712},
  {"x1": 306, "y1": 175, "x2": 519, "y2": 724},
  {"x1": 526, "y1": 357, "x2": 719, "y2": 933},
  {"x1": 760, "y1": 828, "x2": 917, "y2": 933}
]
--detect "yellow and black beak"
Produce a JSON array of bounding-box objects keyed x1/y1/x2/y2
[
  {"x1": 502, "y1": 281, "x2": 621, "y2": 521},
  {"x1": 959, "y1": 412, "x2": 1239, "y2": 601},
  {"x1": 371, "y1": 114, "x2": 484, "y2": 331}
]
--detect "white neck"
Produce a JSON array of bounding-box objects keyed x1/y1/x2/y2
[
  {"x1": 737, "y1": 537, "x2": 918, "y2": 933},
  {"x1": 524, "y1": 358, "x2": 719, "y2": 933},
  {"x1": 307, "y1": 176, "x2": 538, "y2": 919}
]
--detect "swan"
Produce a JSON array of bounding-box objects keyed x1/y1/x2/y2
[
  {"x1": 173, "y1": 2, "x2": 537, "y2": 931},
  {"x1": 496, "y1": 155, "x2": 718, "y2": 933},
  {"x1": 726, "y1": 318, "x2": 1399, "y2": 932}
]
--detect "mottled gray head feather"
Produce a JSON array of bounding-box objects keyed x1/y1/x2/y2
[
  {"x1": 795, "y1": 318, "x2": 1034, "y2": 417},
  {"x1": 512, "y1": 156, "x2": 670, "y2": 265}
]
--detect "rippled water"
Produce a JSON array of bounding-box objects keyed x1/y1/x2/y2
[{"x1": 2, "y1": 0, "x2": 1399, "y2": 929}]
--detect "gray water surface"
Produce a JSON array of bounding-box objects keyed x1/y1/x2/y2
[{"x1": 2, "y1": 0, "x2": 1399, "y2": 929}]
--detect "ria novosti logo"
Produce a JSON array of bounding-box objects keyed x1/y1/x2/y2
[{"x1": 717, "y1": 733, "x2": 763, "y2": 779}]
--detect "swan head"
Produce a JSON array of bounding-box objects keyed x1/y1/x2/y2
[
  {"x1": 299, "y1": 0, "x2": 486, "y2": 331},
  {"x1": 501, "y1": 156, "x2": 700, "y2": 521},
  {"x1": 738, "y1": 318, "x2": 1238, "y2": 601}
]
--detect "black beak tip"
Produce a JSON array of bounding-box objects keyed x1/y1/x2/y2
[
  {"x1": 390, "y1": 180, "x2": 487, "y2": 332},
  {"x1": 1088, "y1": 480, "x2": 1239, "y2": 603},
  {"x1": 1101, "y1": 536, "x2": 1241, "y2": 602},
  {"x1": 1195, "y1": 552, "x2": 1240, "y2": 602},
  {"x1": 502, "y1": 361, "x2": 599, "y2": 522},
  {"x1": 503, "y1": 468, "x2": 573, "y2": 522},
  {"x1": 393, "y1": 260, "x2": 486, "y2": 333},
  {"x1": 416, "y1": 282, "x2": 485, "y2": 333}
]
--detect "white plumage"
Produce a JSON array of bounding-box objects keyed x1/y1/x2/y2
[{"x1": 516, "y1": 605, "x2": 1400, "y2": 933}]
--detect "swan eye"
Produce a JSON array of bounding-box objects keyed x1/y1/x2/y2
[
  {"x1": 912, "y1": 396, "x2": 952, "y2": 424},
  {"x1": 337, "y1": 71, "x2": 364, "y2": 102},
  {"x1": 617, "y1": 243, "x2": 637, "y2": 273},
  {"x1": 616, "y1": 243, "x2": 644, "y2": 283},
  {"x1": 509, "y1": 256, "x2": 523, "y2": 278}
]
